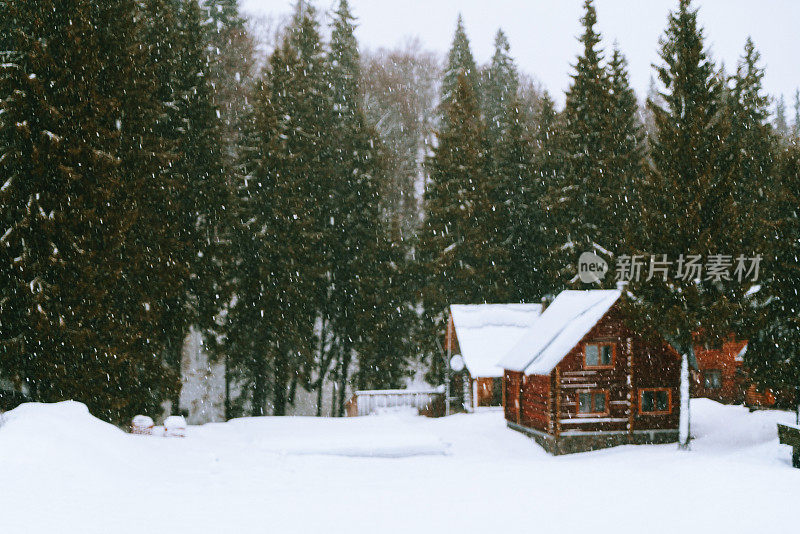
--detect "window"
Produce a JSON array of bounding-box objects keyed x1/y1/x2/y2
[
  {"x1": 578, "y1": 391, "x2": 608, "y2": 414},
  {"x1": 585, "y1": 342, "x2": 614, "y2": 368},
  {"x1": 640, "y1": 389, "x2": 671, "y2": 414},
  {"x1": 703, "y1": 370, "x2": 722, "y2": 389}
]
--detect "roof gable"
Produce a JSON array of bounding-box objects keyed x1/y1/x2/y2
[
  {"x1": 499, "y1": 290, "x2": 622, "y2": 375},
  {"x1": 450, "y1": 303, "x2": 542, "y2": 378}
]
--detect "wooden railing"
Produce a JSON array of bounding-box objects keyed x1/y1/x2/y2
[{"x1": 346, "y1": 389, "x2": 444, "y2": 417}]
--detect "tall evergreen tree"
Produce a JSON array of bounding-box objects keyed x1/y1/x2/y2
[
  {"x1": 321, "y1": 0, "x2": 386, "y2": 416},
  {"x1": 607, "y1": 45, "x2": 647, "y2": 248},
  {"x1": 723, "y1": 38, "x2": 775, "y2": 252},
  {"x1": 0, "y1": 0, "x2": 179, "y2": 423},
  {"x1": 509, "y1": 93, "x2": 561, "y2": 302},
  {"x1": 630, "y1": 0, "x2": 738, "y2": 449},
  {"x1": 224, "y1": 3, "x2": 330, "y2": 416},
  {"x1": 548, "y1": 0, "x2": 619, "y2": 288},
  {"x1": 440, "y1": 15, "x2": 479, "y2": 108},
  {"x1": 419, "y1": 65, "x2": 500, "y2": 383},
  {"x1": 774, "y1": 95, "x2": 790, "y2": 140},
  {"x1": 745, "y1": 143, "x2": 800, "y2": 409},
  {"x1": 480, "y1": 29, "x2": 519, "y2": 145}
]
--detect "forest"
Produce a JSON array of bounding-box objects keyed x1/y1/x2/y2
[{"x1": 1, "y1": 0, "x2": 798, "y2": 422}]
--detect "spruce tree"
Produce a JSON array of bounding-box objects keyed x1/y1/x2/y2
[
  {"x1": 549, "y1": 0, "x2": 617, "y2": 286},
  {"x1": 774, "y1": 95, "x2": 790, "y2": 140},
  {"x1": 479, "y1": 29, "x2": 524, "y2": 303},
  {"x1": 509, "y1": 93, "x2": 561, "y2": 302},
  {"x1": 0, "y1": 0, "x2": 179, "y2": 423},
  {"x1": 607, "y1": 45, "x2": 647, "y2": 248},
  {"x1": 745, "y1": 143, "x2": 800, "y2": 405},
  {"x1": 723, "y1": 38, "x2": 775, "y2": 252},
  {"x1": 480, "y1": 30, "x2": 519, "y2": 146},
  {"x1": 418, "y1": 72, "x2": 496, "y2": 384},
  {"x1": 225, "y1": 3, "x2": 330, "y2": 416},
  {"x1": 441, "y1": 15, "x2": 479, "y2": 108},
  {"x1": 629, "y1": 0, "x2": 739, "y2": 449}
]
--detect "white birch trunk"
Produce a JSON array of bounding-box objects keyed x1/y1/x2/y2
[{"x1": 678, "y1": 352, "x2": 691, "y2": 450}]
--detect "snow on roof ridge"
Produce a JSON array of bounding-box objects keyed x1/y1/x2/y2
[
  {"x1": 523, "y1": 293, "x2": 616, "y2": 369},
  {"x1": 449, "y1": 303, "x2": 543, "y2": 377},
  {"x1": 499, "y1": 289, "x2": 621, "y2": 375}
]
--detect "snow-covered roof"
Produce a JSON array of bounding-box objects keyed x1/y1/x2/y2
[
  {"x1": 734, "y1": 343, "x2": 748, "y2": 362},
  {"x1": 450, "y1": 303, "x2": 542, "y2": 378},
  {"x1": 500, "y1": 290, "x2": 622, "y2": 376}
]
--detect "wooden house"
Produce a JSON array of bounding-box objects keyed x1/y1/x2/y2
[
  {"x1": 500, "y1": 290, "x2": 681, "y2": 455},
  {"x1": 691, "y1": 337, "x2": 748, "y2": 404},
  {"x1": 691, "y1": 337, "x2": 791, "y2": 408},
  {"x1": 445, "y1": 303, "x2": 542, "y2": 410}
]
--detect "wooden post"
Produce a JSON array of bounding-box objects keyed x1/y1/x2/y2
[
  {"x1": 554, "y1": 366, "x2": 562, "y2": 439},
  {"x1": 502, "y1": 374, "x2": 506, "y2": 413},
  {"x1": 627, "y1": 337, "x2": 635, "y2": 443}
]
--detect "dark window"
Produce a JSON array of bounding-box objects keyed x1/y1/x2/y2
[
  {"x1": 492, "y1": 377, "x2": 503, "y2": 406},
  {"x1": 578, "y1": 391, "x2": 608, "y2": 414},
  {"x1": 640, "y1": 389, "x2": 670, "y2": 414},
  {"x1": 704, "y1": 370, "x2": 722, "y2": 389},
  {"x1": 585, "y1": 343, "x2": 613, "y2": 367}
]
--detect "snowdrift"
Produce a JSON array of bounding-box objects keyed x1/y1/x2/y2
[{"x1": 1, "y1": 399, "x2": 798, "y2": 534}]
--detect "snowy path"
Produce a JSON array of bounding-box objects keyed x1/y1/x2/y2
[{"x1": 0, "y1": 399, "x2": 797, "y2": 534}]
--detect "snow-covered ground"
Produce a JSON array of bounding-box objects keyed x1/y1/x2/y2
[{"x1": 1, "y1": 399, "x2": 797, "y2": 534}]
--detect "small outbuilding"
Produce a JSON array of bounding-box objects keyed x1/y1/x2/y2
[
  {"x1": 445, "y1": 303, "x2": 542, "y2": 410},
  {"x1": 692, "y1": 336, "x2": 748, "y2": 404},
  {"x1": 500, "y1": 290, "x2": 681, "y2": 454}
]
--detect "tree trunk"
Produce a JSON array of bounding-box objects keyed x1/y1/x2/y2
[
  {"x1": 315, "y1": 320, "x2": 330, "y2": 417},
  {"x1": 288, "y1": 376, "x2": 298, "y2": 406},
  {"x1": 169, "y1": 337, "x2": 184, "y2": 416},
  {"x1": 336, "y1": 349, "x2": 352, "y2": 417},
  {"x1": 678, "y1": 351, "x2": 691, "y2": 450},
  {"x1": 251, "y1": 358, "x2": 268, "y2": 417},
  {"x1": 224, "y1": 354, "x2": 232, "y2": 421},
  {"x1": 272, "y1": 354, "x2": 288, "y2": 416}
]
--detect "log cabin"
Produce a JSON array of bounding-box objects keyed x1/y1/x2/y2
[
  {"x1": 500, "y1": 290, "x2": 681, "y2": 454},
  {"x1": 445, "y1": 303, "x2": 542, "y2": 410},
  {"x1": 691, "y1": 337, "x2": 748, "y2": 405},
  {"x1": 691, "y1": 336, "x2": 792, "y2": 408}
]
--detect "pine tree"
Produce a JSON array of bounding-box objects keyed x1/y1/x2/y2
[
  {"x1": 630, "y1": 0, "x2": 739, "y2": 449},
  {"x1": 607, "y1": 45, "x2": 647, "y2": 248},
  {"x1": 322, "y1": 0, "x2": 384, "y2": 416},
  {"x1": 441, "y1": 15, "x2": 479, "y2": 108},
  {"x1": 793, "y1": 89, "x2": 800, "y2": 139},
  {"x1": 745, "y1": 143, "x2": 800, "y2": 404},
  {"x1": 549, "y1": 0, "x2": 617, "y2": 286},
  {"x1": 509, "y1": 93, "x2": 561, "y2": 302},
  {"x1": 478, "y1": 29, "x2": 524, "y2": 303},
  {"x1": 419, "y1": 66, "x2": 499, "y2": 383},
  {"x1": 0, "y1": 0, "x2": 179, "y2": 423},
  {"x1": 480, "y1": 29, "x2": 519, "y2": 146},
  {"x1": 224, "y1": 3, "x2": 331, "y2": 416},
  {"x1": 723, "y1": 38, "x2": 775, "y2": 252},
  {"x1": 774, "y1": 95, "x2": 790, "y2": 140}
]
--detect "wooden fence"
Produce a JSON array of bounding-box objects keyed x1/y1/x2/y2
[{"x1": 346, "y1": 389, "x2": 444, "y2": 417}]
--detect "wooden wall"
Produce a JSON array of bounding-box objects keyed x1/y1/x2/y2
[
  {"x1": 504, "y1": 371, "x2": 522, "y2": 423},
  {"x1": 504, "y1": 304, "x2": 680, "y2": 437},
  {"x1": 520, "y1": 374, "x2": 550, "y2": 432},
  {"x1": 692, "y1": 339, "x2": 747, "y2": 404},
  {"x1": 555, "y1": 304, "x2": 680, "y2": 434}
]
